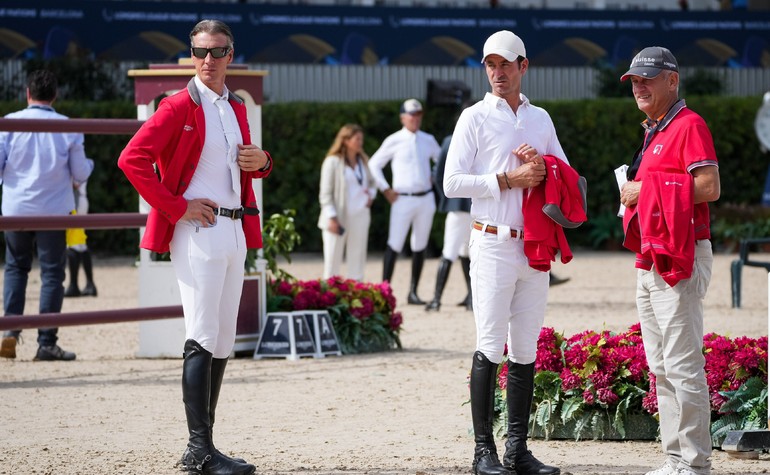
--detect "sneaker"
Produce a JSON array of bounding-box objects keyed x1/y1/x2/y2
[
  {"x1": 646, "y1": 462, "x2": 677, "y2": 475},
  {"x1": 675, "y1": 469, "x2": 706, "y2": 475},
  {"x1": 34, "y1": 345, "x2": 76, "y2": 361},
  {"x1": 0, "y1": 336, "x2": 17, "y2": 359}
]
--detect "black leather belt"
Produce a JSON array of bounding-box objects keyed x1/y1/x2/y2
[
  {"x1": 214, "y1": 207, "x2": 245, "y2": 219},
  {"x1": 399, "y1": 189, "x2": 433, "y2": 197}
]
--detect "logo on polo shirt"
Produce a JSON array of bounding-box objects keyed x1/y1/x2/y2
[
  {"x1": 653, "y1": 144, "x2": 663, "y2": 155},
  {"x1": 184, "y1": 125, "x2": 193, "y2": 132}
]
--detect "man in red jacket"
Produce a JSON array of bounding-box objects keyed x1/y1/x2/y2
[
  {"x1": 118, "y1": 20, "x2": 271, "y2": 475},
  {"x1": 619, "y1": 46, "x2": 720, "y2": 475}
]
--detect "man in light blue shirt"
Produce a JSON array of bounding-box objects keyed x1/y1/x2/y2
[{"x1": 0, "y1": 69, "x2": 94, "y2": 361}]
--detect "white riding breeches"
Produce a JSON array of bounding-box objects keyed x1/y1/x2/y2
[
  {"x1": 170, "y1": 218, "x2": 247, "y2": 359},
  {"x1": 442, "y1": 211, "x2": 472, "y2": 261},
  {"x1": 469, "y1": 226, "x2": 549, "y2": 365},
  {"x1": 387, "y1": 193, "x2": 436, "y2": 253}
]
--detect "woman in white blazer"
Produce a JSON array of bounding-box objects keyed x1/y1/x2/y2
[{"x1": 318, "y1": 124, "x2": 377, "y2": 281}]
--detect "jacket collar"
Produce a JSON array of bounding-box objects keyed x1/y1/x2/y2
[{"x1": 186, "y1": 77, "x2": 244, "y2": 106}]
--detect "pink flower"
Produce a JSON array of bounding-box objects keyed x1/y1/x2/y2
[
  {"x1": 389, "y1": 311, "x2": 403, "y2": 331},
  {"x1": 350, "y1": 297, "x2": 374, "y2": 320},
  {"x1": 293, "y1": 289, "x2": 320, "y2": 310},
  {"x1": 597, "y1": 387, "x2": 619, "y2": 405},
  {"x1": 560, "y1": 368, "x2": 582, "y2": 391},
  {"x1": 319, "y1": 291, "x2": 337, "y2": 308},
  {"x1": 275, "y1": 280, "x2": 294, "y2": 296},
  {"x1": 582, "y1": 389, "x2": 595, "y2": 405},
  {"x1": 498, "y1": 362, "x2": 509, "y2": 390}
]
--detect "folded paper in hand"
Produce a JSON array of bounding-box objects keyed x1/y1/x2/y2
[{"x1": 614, "y1": 165, "x2": 629, "y2": 217}]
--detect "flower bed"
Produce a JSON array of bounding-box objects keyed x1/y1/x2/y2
[
  {"x1": 267, "y1": 277, "x2": 402, "y2": 354},
  {"x1": 487, "y1": 324, "x2": 768, "y2": 445}
]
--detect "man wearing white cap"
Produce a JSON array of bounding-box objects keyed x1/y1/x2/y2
[
  {"x1": 444, "y1": 30, "x2": 564, "y2": 475},
  {"x1": 369, "y1": 98, "x2": 441, "y2": 304},
  {"x1": 619, "y1": 46, "x2": 720, "y2": 475}
]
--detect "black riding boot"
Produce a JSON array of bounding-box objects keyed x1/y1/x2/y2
[
  {"x1": 181, "y1": 357, "x2": 247, "y2": 467},
  {"x1": 458, "y1": 256, "x2": 473, "y2": 310},
  {"x1": 80, "y1": 250, "x2": 97, "y2": 296},
  {"x1": 407, "y1": 249, "x2": 427, "y2": 305},
  {"x1": 502, "y1": 361, "x2": 560, "y2": 475},
  {"x1": 180, "y1": 340, "x2": 255, "y2": 475},
  {"x1": 383, "y1": 246, "x2": 398, "y2": 282},
  {"x1": 470, "y1": 351, "x2": 510, "y2": 475},
  {"x1": 425, "y1": 258, "x2": 452, "y2": 311},
  {"x1": 64, "y1": 249, "x2": 81, "y2": 297}
]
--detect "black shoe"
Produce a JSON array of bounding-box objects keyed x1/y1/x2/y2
[
  {"x1": 458, "y1": 294, "x2": 473, "y2": 311},
  {"x1": 503, "y1": 448, "x2": 560, "y2": 475},
  {"x1": 473, "y1": 448, "x2": 511, "y2": 475},
  {"x1": 0, "y1": 336, "x2": 17, "y2": 359},
  {"x1": 179, "y1": 448, "x2": 255, "y2": 475},
  {"x1": 81, "y1": 282, "x2": 97, "y2": 297},
  {"x1": 548, "y1": 274, "x2": 570, "y2": 287},
  {"x1": 179, "y1": 447, "x2": 248, "y2": 470},
  {"x1": 34, "y1": 345, "x2": 76, "y2": 361},
  {"x1": 425, "y1": 299, "x2": 441, "y2": 311},
  {"x1": 407, "y1": 291, "x2": 426, "y2": 305},
  {"x1": 64, "y1": 284, "x2": 81, "y2": 297}
]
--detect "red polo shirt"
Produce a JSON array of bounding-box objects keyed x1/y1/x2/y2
[{"x1": 633, "y1": 102, "x2": 718, "y2": 241}]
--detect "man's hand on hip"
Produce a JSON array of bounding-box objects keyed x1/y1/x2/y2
[{"x1": 182, "y1": 198, "x2": 219, "y2": 226}]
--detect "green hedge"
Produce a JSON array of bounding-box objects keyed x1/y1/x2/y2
[{"x1": 0, "y1": 96, "x2": 765, "y2": 256}]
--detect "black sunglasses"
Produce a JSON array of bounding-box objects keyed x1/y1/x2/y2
[{"x1": 191, "y1": 46, "x2": 231, "y2": 59}]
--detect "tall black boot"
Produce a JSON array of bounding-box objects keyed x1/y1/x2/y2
[
  {"x1": 64, "y1": 249, "x2": 81, "y2": 297},
  {"x1": 425, "y1": 258, "x2": 452, "y2": 311},
  {"x1": 180, "y1": 340, "x2": 255, "y2": 475},
  {"x1": 181, "y1": 357, "x2": 247, "y2": 467},
  {"x1": 407, "y1": 249, "x2": 427, "y2": 305},
  {"x1": 458, "y1": 256, "x2": 473, "y2": 310},
  {"x1": 470, "y1": 351, "x2": 510, "y2": 475},
  {"x1": 383, "y1": 246, "x2": 398, "y2": 282},
  {"x1": 502, "y1": 361, "x2": 559, "y2": 475},
  {"x1": 80, "y1": 249, "x2": 97, "y2": 296}
]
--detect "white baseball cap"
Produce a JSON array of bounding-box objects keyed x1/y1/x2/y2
[
  {"x1": 482, "y1": 30, "x2": 526, "y2": 63},
  {"x1": 400, "y1": 98, "x2": 423, "y2": 115}
]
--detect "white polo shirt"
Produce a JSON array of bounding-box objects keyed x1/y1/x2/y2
[{"x1": 443, "y1": 92, "x2": 568, "y2": 230}]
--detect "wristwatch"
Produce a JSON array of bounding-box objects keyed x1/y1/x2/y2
[{"x1": 755, "y1": 91, "x2": 770, "y2": 151}]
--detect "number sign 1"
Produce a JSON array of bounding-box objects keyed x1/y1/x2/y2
[{"x1": 253, "y1": 312, "x2": 316, "y2": 360}]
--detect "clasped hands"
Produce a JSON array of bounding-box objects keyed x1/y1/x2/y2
[{"x1": 499, "y1": 143, "x2": 546, "y2": 190}]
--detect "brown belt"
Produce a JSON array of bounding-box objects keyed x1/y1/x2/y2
[{"x1": 472, "y1": 221, "x2": 522, "y2": 239}]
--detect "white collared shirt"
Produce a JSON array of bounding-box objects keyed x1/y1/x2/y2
[
  {"x1": 183, "y1": 75, "x2": 242, "y2": 210},
  {"x1": 444, "y1": 92, "x2": 568, "y2": 229},
  {"x1": 368, "y1": 127, "x2": 441, "y2": 194}
]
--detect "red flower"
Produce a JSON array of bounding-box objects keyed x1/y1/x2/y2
[
  {"x1": 498, "y1": 362, "x2": 509, "y2": 390},
  {"x1": 389, "y1": 311, "x2": 403, "y2": 331},
  {"x1": 560, "y1": 368, "x2": 582, "y2": 391},
  {"x1": 597, "y1": 387, "x2": 619, "y2": 405},
  {"x1": 275, "y1": 280, "x2": 293, "y2": 296}
]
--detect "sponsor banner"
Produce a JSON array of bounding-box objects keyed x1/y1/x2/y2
[{"x1": 0, "y1": 1, "x2": 768, "y2": 67}]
